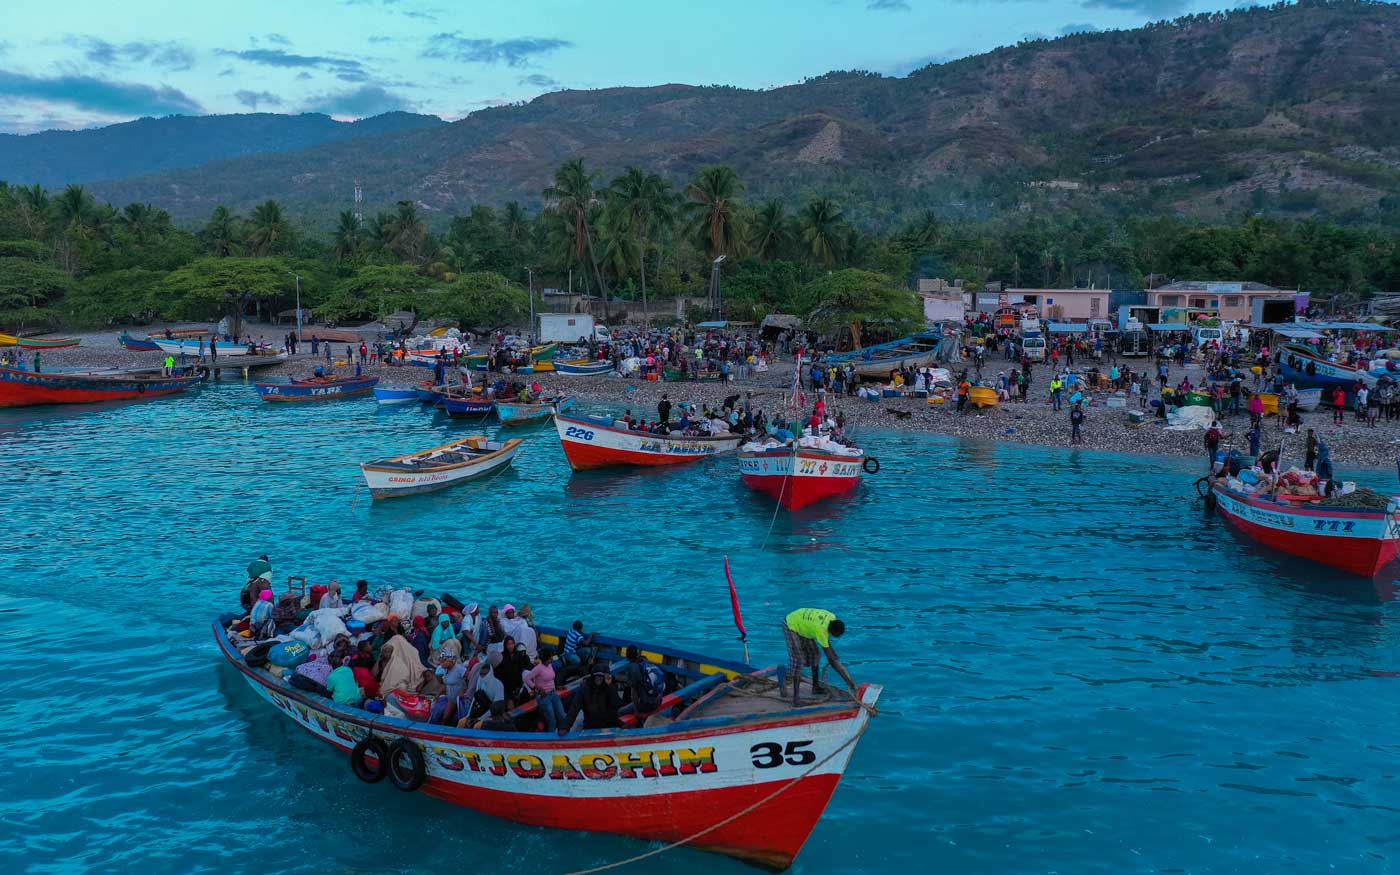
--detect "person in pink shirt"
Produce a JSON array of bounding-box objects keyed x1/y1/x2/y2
[{"x1": 524, "y1": 648, "x2": 566, "y2": 732}]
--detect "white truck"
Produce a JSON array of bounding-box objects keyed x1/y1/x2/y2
[{"x1": 537, "y1": 313, "x2": 611, "y2": 344}]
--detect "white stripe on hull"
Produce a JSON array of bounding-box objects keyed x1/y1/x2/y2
[{"x1": 361, "y1": 445, "x2": 518, "y2": 497}]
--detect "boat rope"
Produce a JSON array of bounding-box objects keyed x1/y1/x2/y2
[
  {"x1": 758, "y1": 441, "x2": 800, "y2": 553},
  {"x1": 562, "y1": 709, "x2": 873, "y2": 875},
  {"x1": 350, "y1": 481, "x2": 362, "y2": 509}
]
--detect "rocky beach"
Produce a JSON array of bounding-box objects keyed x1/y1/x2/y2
[{"x1": 26, "y1": 324, "x2": 1400, "y2": 472}]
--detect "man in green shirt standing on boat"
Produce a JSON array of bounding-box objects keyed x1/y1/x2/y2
[{"x1": 783, "y1": 608, "x2": 857, "y2": 706}]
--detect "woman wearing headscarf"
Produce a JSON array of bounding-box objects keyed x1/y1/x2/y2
[
  {"x1": 429, "y1": 613, "x2": 456, "y2": 663},
  {"x1": 404, "y1": 616, "x2": 430, "y2": 664},
  {"x1": 375, "y1": 636, "x2": 427, "y2": 695},
  {"x1": 250, "y1": 589, "x2": 275, "y2": 639},
  {"x1": 351, "y1": 579, "x2": 370, "y2": 603},
  {"x1": 496, "y1": 637, "x2": 532, "y2": 702},
  {"x1": 321, "y1": 580, "x2": 344, "y2": 610}
]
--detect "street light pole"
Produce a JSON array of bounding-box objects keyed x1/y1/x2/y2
[
  {"x1": 527, "y1": 267, "x2": 535, "y2": 344},
  {"x1": 289, "y1": 272, "x2": 302, "y2": 345}
]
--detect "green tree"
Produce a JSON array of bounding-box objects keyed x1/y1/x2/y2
[
  {"x1": 543, "y1": 158, "x2": 609, "y2": 299},
  {"x1": 247, "y1": 200, "x2": 286, "y2": 256},
  {"x1": 436, "y1": 271, "x2": 529, "y2": 331},
  {"x1": 749, "y1": 199, "x2": 790, "y2": 261},
  {"x1": 385, "y1": 200, "x2": 427, "y2": 264},
  {"x1": 332, "y1": 210, "x2": 362, "y2": 262},
  {"x1": 800, "y1": 268, "x2": 921, "y2": 348},
  {"x1": 607, "y1": 166, "x2": 674, "y2": 326},
  {"x1": 685, "y1": 165, "x2": 745, "y2": 261},
  {"x1": 201, "y1": 206, "x2": 242, "y2": 256},
  {"x1": 65, "y1": 267, "x2": 165, "y2": 325},
  {"x1": 0, "y1": 258, "x2": 71, "y2": 328},
  {"x1": 800, "y1": 197, "x2": 847, "y2": 267},
  {"x1": 162, "y1": 256, "x2": 291, "y2": 337},
  {"x1": 318, "y1": 263, "x2": 438, "y2": 331}
]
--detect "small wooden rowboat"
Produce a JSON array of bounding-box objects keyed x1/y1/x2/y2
[
  {"x1": 426, "y1": 385, "x2": 517, "y2": 418},
  {"x1": 738, "y1": 441, "x2": 868, "y2": 510},
  {"x1": 967, "y1": 386, "x2": 999, "y2": 409},
  {"x1": 1208, "y1": 480, "x2": 1400, "y2": 576},
  {"x1": 372, "y1": 384, "x2": 427, "y2": 405},
  {"x1": 255, "y1": 375, "x2": 378, "y2": 402},
  {"x1": 0, "y1": 334, "x2": 81, "y2": 349},
  {"x1": 554, "y1": 359, "x2": 613, "y2": 376},
  {"x1": 555, "y1": 413, "x2": 742, "y2": 470},
  {"x1": 1294, "y1": 388, "x2": 1322, "y2": 411},
  {"x1": 0, "y1": 366, "x2": 201, "y2": 407},
  {"x1": 497, "y1": 395, "x2": 575, "y2": 426},
  {"x1": 360, "y1": 434, "x2": 521, "y2": 498},
  {"x1": 214, "y1": 618, "x2": 880, "y2": 868},
  {"x1": 119, "y1": 332, "x2": 161, "y2": 351}
]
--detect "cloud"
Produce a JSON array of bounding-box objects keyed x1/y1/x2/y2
[
  {"x1": 1060, "y1": 21, "x2": 1101, "y2": 34},
  {"x1": 423, "y1": 33, "x2": 571, "y2": 67},
  {"x1": 217, "y1": 48, "x2": 368, "y2": 82},
  {"x1": 1082, "y1": 0, "x2": 1189, "y2": 16},
  {"x1": 867, "y1": 0, "x2": 910, "y2": 9},
  {"x1": 266, "y1": 33, "x2": 291, "y2": 45},
  {"x1": 235, "y1": 89, "x2": 284, "y2": 109},
  {"x1": 296, "y1": 72, "x2": 313, "y2": 80},
  {"x1": 368, "y1": 35, "x2": 395, "y2": 44},
  {"x1": 0, "y1": 69, "x2": 203, "y2": 117},
  {"x1": 67, "y1": 36, "x2": 195, "y2": 71},
  {"x1": 304, "y1": 84, "x2": 416, "y2": 117},
  {"x1": 518, "y1": 73, "x2": 561, "y2": 88}
]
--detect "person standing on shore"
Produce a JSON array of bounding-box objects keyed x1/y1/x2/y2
[
  {"x1": 1204, "y1": 421, "x2": 1222, "y2": 468},
  {"x1": 1070, "y1": 401, "x2": 1085, "y2": 445},
  {"x1": 1247, "y1": 422, "x2": 1262, "y2": 457},
  {"x1": 1050, "y1": 374, "x2": 1063, "y2": 411},
  {"x1": 1331, "y1": 387, "x2": 1345, "y2": 424},
  {"x1": 1304, "y1": 428, "x2": 1318, "y2": 470},
  {"x1": 956, "y1": 375, "x2": 970, "y2": 413}
]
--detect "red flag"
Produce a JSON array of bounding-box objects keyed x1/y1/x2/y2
[{"x1": 724, "y1": 555, "x2": 747, "y2": 642}]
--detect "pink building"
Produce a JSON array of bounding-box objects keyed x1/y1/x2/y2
[
  {"x1": 995, "y1": 288, "x2": 1110, "y2": 321},
  {"x1": 1145, "y1": 281, "x2": 1294, "y2": 323}
]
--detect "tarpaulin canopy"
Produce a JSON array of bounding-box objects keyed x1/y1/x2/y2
[
  {"x1": 1272, "y1": 327, "x2": 1324, "y2": 340},
  {"x1": 1046, "y1": 323, "x2": 1089, "y2": 333},
  {"x1": 1147, "y1": 323, "x2": 1189, "y2": 332}
]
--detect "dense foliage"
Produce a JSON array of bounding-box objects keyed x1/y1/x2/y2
[{"x1": 1, "y1": 159, "x2": 1398, "y2": 334}]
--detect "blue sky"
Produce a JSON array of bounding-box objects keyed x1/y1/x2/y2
[{"x1": 1, "y1": 0, "x2": 1247, "y2": 134}]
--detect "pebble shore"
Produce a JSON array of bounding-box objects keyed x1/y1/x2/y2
[{"x1": 33, "y1": 326, "x2": 1400, "y2": 471}]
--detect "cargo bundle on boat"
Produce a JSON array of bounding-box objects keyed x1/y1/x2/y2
[
  {"x1": 216, "y1": 603, "x2": 879, "y2": 869},
  {"x1": 0, "y1": 365, "x2": 202, "y2": 408},
  {"x1": 554, "y1": 413, "x2": 743, "y2": 470},
  {"x1": 360, "y1": 435, "x2": 521, "y2": 498}
]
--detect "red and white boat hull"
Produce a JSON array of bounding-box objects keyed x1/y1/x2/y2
[
  {"x1": 739, "y1": 447, "x2": 864, "y2": 511},
  {"x1": 555, "y1": 414, "x2": 742, "y2": 470},
  {"x1": 216, "y1": 627, "x2": 879, "y2": 869},
  {"x1": 1211, "y1": 483, "x2": 1400, "y2": 576}
]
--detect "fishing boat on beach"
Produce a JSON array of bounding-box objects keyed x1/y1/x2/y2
[
  {"x1": 738, "y1": 437, "x2": 869, "y2": 510},
  {"x1": 0, "y1": 334, "x2": 81, "y2": 349},
  {"x1": 1204, "y1": 477, "x2": 1400, "y2": 576},
  {"x1": 554, "y1": 359, "x2": 613, "y2": 376},
  {"x1": 153, "y1": 337, "x2": 275, "y2": 357},
  {"x1": 0, "y1": 366, "x2": 201, "y2": 407},
  {"x1": 255, "y1": 375, "x2": 378, "y2": 402},
  {"x1": 555, "y1": 413, "x2": 743, "y2": 470},
  {"x1": 215, "y1": 616, "x2": 879, "y2": 868},
  {"x1": 1277, "y1": 343, "x2": 1377, "y2": 398},
  {"x1": 119, "y1": 332, "x2": 161, "y2": 351},
  {"x1": 497, "y1": 395, "x2": 575, "y2": 426},
  {"x1": 426, "y1": 385, "x2": 516, "y2": 418},
  {"x1": 822, "y1": 331, "x2": 941, "y2": 380},
  {"x1": 359, "y1": 434, "x2": 521, "y2": 498}
]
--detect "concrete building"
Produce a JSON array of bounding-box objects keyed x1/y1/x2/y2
[
  {"x1": 965, "y1": 288, "x2": 1110, "y2": 321},
  {"x1": 1145, "y1": 281, "x2": 1296, "y2": 323}
]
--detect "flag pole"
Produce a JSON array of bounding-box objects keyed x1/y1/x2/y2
[{"x1": 724, "y1": 555, "x2": 749, "y2": 664}]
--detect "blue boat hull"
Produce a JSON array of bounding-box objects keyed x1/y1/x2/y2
[
  {"x1": 373, "y1": 386, "x2": 419, "y2": 404},
  {"x1": 554, "y1": 360, "x2": 612, "y2": 375},
  {"x1": 440, "y1": 394, "x2": 498, "y2": 417},
  {"x1": 255, "y1": 377, "x2": 378, "y2": 402}
]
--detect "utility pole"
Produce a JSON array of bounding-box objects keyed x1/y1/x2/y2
[
  {"x1": 710, "y1": 255, "x2": 727, "y2": 320},
  {"x1": 353, "y1": 179, "x2": 363, "y2": 226},
  {"x1": 289, "y1": 272, "x2": 302, "y2": 342},
  {"x1": 527, "y1": 267, "x2": 535, "y2": 343}
]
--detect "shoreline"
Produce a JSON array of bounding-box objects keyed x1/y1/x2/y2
[{"x1": 23, "y1": 325, "x2": 1400, "y2": 472}]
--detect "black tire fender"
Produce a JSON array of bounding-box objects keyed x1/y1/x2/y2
[
  {"x1": 862, "y1": 456, "x2": 881, "y2": 475},
  {"x1": 386, "y1": 737, "x2": 427, "y2": 792},
  {"x1": 351, "y1": 736, "x2": 389, "y2": 783},
  {"x1": 1203, "y1": 491, "x2": 1217, "y2": 511}
]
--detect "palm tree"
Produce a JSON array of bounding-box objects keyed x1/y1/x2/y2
[
  {"x1": 15, "y1": 184, "x2": 49, "y2": 239},
  {"x1": 502, "y1": 201, "x2": 528, "y2": 243},
  {"x1": 54, "y1": 184, "x2": 94, "y2": 236},
  {"x1": 332, "y1": 210, "x2": 361, "y2": 262},
  {"x1": 385, "y1": 200, "x2": 426, "y2": 264},
  {"x1": 247, "y1": 200, "x2": 285, "y2": 256},
  {"x1": 120, "y1": 202, "x2": 158, "y2": 244},
  {"x1": 800, "y1": 197, "x2": 845, "y2": 268},
  {"x1": 202, "y1": 206, "x2": 242, "y2": 256},
  {"x1": 543, "y1": 158, "x2": 609, "y2": 301},
  {"x1": 906, "y1": 209, "x2": 941, "y2": 249},
  {"x1": 749, "y1": 199, "x2": 789, "y2": 261},
  {"x1": 685, "y1": 165, "x2": 745, "y2": 261},
  {"x1": 607, "y1": 166, "x2": 674, "y2": 326}
]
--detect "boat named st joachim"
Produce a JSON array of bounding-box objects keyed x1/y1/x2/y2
[
  {"x1": 359, "y1": 434, "x2": 521, "y2": 498},
  {"x1": 0, "y1": 366, "x2": 202, "y2": 408},
  {"x1": 738, "y1": 438, "x2": 870, "y2": 510},
  {"x1": 255, "y1": 375, "x2": 378, "y2": 402},
  {"x1": 216, "y1": 618, "x2": 880, "y2": 868},
  {"x1": 554, "y1": 413, "x2": 743, "y2": 470},
  {"x1": 1207, "y1": 479, "x2": 1400, "y2": 576}
]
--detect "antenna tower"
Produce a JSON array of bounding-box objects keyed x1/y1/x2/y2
[{"x1": 353, "y1": 179, "x2": 364, "y2": 225}]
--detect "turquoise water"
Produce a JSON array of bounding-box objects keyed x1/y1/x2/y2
[{"x1": 3, "y1": 385, "x2": 1400, "y2": 875}]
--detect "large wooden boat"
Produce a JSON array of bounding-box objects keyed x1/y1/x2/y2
[
  {"x1": 360, "y1": 434, "x2": 521, "y2": 498},
  {"x1": 554, "y1": 359, "x2": 613, "y2": 376},
  {"x1": 497, "y1": 395, "x2": 575, "y2": 426},
  {"x1": 153, "y1": 337, "x2": 273, "y2": 357},
  {"x1": 555, "y1": 413, "x2": 743, "y2": 470},
  {"x1": 738, "y1": 440, "x2": 867, "y2": 510},
  {"x1": 0, "y1": 334, "x2": 81, "y2": 349},
  {"x1": 0, "y1": 366, "x2": 201, "y2": 408},
  {"x1": 1277, "y1": 343, "x2": 1376, "y2": 398},
  {"x1": 255, "y1": 375, "x2": 378, "y2": 402},
  {"x1": 425, "y1": 385, "x2": 516, "y2": 418},
  {"x1": 214, "y1": 619, "x2": 880, "y2": 868},
  {"x1": 119, "y1": 332, "x2": 161, "y2": 351},
  {"x1": 821, "y1": 331, "x2": 941, "y2": 379},
  {"x1": 1208, "y1": 480, "x2": 1400, "y2": 577}
]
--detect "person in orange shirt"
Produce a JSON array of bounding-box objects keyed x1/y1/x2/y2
[{"x1": 956, "y1": 377, "x2": 971, "y2": 413}]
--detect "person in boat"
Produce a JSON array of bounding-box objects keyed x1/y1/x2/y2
[
  {"x1": 1316, "y1": 443, "x2": 1336, "y2": 496},
  {"x1": 622, "y1": 645, "x2": 665, "y2": 717},
  {"x1": 474, "y1": 699, "x2": 517, "y2": 732},
  {"x1": 353, "y1": 660, "x2": 381, "y2": 700},
  {"x1": 435, "y1": 650, "x2": 468, "y2": 701},
  {"x1": 524, "y1": 647, "x2": 565, "y2": 733},
  {"x1": 558, "y1": 619, "x2": 597, "y2": 684},
  {"x1": 458, "y1": 603, "x2": 482, "y2": 653},
  {"x1": 476, "y1": 605, "x2": 507, "y2": 657},
  {"x1": 559, "y1": 662, "x2": 624, "y2": 735},
  {"x1": 783, "y1": 608, "x2": 857, "y2": 706},
  {"x1": 351, "y1": 640, "x2": 376, "y2": 670},
  {"x1": 377, "y1": 636, "x2": 427, "y2": 695},
  {"x1": 502, "y1": 604, "x2": 537, "y2": 658},
  {"x1": 321, "y1": 580, "x2": 344, "y2": 611},
  {"x1": 351, "y1": 579, "x2": 370, "y2": 603},
  {"x1": 325, "y1": 656, "x2": 362, "y2": 707},
  {"x1": 249, "y1": 589, "x2": 276, "y2": 639},
  {"x1": 404, "y1": 616, "x2": 431, "y2": 664},
  {"x1": 430, "y1": 613, "x2": 456, "y2": 661},
  {"x1": 461, "y1": 662, "x2": 506, "y2": 726},
  {"x1": 497, "y1": 636, "x2": 532, "y2": 702},
  {"x1": 272, "y1": 592, "x2": 300, "y2": 634}
]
